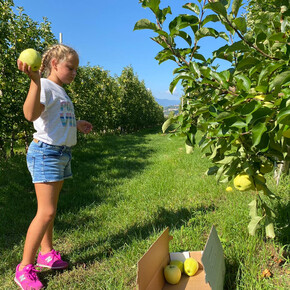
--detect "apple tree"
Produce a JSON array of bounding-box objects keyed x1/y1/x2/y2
[
  {"x1": 135, "y1": 0, "x2": 290, "y2": 238},
  {"x1": 117, "y1": 66, "x2": 164, "y2": 132},
  {"x1": 0, "y1": 0, "x2": 56, "y2": 157},
  {"x1": 67, "y1": 65, "x2": 164, "y2": 134}
]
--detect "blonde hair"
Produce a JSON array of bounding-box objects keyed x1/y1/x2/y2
[{"x1": 40, "y1": 44, "x2": 79, "y2": 77}]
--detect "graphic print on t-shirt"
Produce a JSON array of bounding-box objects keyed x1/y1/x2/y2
[{"x1": 60, "y1": 100, "x2": 76, "y2": 127}]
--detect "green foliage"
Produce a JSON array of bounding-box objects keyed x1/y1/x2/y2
[
  {"x1": 136, "y1": 0, "x2": 290, "y2": 238},
  {"x1": 67, "y1": 65, "x2": 164, "y2": 134},
  {"x1": 0, "y1": 0, "x2": 57, "y2": 156}
]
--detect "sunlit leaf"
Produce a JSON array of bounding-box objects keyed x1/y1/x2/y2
[
  {"x1": 134, "y1": 19, "x2": 158, "y2": 31},
  {"x1": 232, "y1": 0, "x2": 243, "y2": 17},
  {"x1": 182, "y1": 2, "x2": 200, "y2": 15},
  {"x1": 252, "y1": 122, "x2": 267, "y2": 147}
]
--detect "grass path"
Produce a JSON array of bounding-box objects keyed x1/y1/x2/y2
[{"x1": 0, "y1": 128, "x2": 289, "y2": 289}]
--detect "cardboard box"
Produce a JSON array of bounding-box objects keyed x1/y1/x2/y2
[{"x1": 136, "y1": 225, "x2": 225, "y2": 290}]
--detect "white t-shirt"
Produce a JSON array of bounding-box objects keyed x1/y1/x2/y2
[{"x1": 33, "y1": 78, "x2": 77, "y2": 147}]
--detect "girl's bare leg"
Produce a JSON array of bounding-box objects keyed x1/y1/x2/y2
[
  {"x1": 39, "y1": 181, "x2": 64, "y2": 254},
  {"x1": 19, "y1": 181, "x2": 63, "y2": 270}
]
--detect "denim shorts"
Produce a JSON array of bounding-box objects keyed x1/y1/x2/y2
[{"x1": 26, "y1": 140, "x2": 73, "y2": 183}]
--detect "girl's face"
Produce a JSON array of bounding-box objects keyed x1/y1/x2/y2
[{"x1": 49, "y1": 54, "x2": 79, "y2": 86}]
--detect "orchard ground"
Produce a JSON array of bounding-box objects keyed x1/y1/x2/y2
[{"x1": 0, "y1": 127, "x2": 289, "y2": 289}]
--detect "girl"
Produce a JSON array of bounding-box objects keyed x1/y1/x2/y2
[{"x1": 15, "y1": 44, "x2": 93, "y2": 289}]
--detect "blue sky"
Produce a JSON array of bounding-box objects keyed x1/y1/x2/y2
[{"x1": 14, "y1": 0, "x2": 235, "y2": 101}]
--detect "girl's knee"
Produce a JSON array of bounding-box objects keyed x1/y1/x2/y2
[{"x1": 36, "y1": 209, "x2": 56, "y2": 223}]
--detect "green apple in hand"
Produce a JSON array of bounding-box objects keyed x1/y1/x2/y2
[
  {"x1": 19, "y1": 48, "x2": 42, "y2": 71},
  {"x1": 164, "y1": 265, "x2": 181, "y2": 285},
  {"x1": 184, "y1": 257, "x2": 199, "y2": 276}
]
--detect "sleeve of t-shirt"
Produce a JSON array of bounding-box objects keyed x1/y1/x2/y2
[{"x1": 40, "y1": 79, "x2": 52, "y2": 109}]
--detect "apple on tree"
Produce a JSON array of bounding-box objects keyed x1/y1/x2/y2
[{"x1": 233, "y1": 173, "x2": 254, "y2": 191}]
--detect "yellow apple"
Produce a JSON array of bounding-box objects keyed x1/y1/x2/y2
[
  {"x1": 255, "y1": 95, "x2": 265, "y2": 101},
  {"x1": 164, "y1": 265, "x2": 181, "y2": 285},
  {"x1": 184, "y1": 257, "x2": 199, "y2": 277},
  {"x1": 19, "y1": 48, "x2": 42, "y2": 71},
  {"x1": 170, "y1": 260, "x2": 184, "y2": 273},
  {"x1": 234, "y1": 173, "x2": 254, "y2": 191},
  {"x1": 226, "y1": 186, "x2": 233, "y2": 192}
]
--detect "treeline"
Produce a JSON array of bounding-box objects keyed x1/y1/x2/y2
[
  {"x1": 67, "y1": 65, "x2": 164, "y2": 134},
  {"x1": 0, "y1": 0, "x2": 164, "y2": 158}
]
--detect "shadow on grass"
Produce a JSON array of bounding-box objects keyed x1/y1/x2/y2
[
  {"x1": 0, "y1": 128, "x2": 159, "y2": 270},
  {"x1": 67, "y1": 205, "x2": 216, "y2": 265},
  {"x1": 275, "y1": 201, "x2": 290, "y2": 245}
]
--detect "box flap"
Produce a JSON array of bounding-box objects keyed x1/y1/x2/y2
[
  {"x1": 136, "y1": 227, "x2": 172, "y2": 290},
  {"x1": 201, "y1": 225, "x2": 225, "y2": 290}
]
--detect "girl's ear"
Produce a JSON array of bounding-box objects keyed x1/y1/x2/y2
[{"x1": 51, "y1": 58, "x2": 58, "y2": 70}]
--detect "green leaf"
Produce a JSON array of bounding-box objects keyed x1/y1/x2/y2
[
  {"x1": 201, "y1": 14, "x2": 220, "y2": 26},
  {"x1": 233, "y1": 17, "x2": 247, "y2": 33},
  {"x1": 176, "y1": 30, "x2": 192, "y2": 46},
  {"x1": 248, "y1": 215, "x2": 264, "y2": 236},
  {"x1": 169, "y1": 72, "x2": 194, "y2": 93},
  {"x1": 155, "y1": 6, "x2": 172, "y2": 24},
  {"x1": 217, "y1": 111, "x2": 235, "y2": 121},
  {"x1": 195, "y1": 27, "x2": 219, "y2": 40},
  {"x1": 265, "y1": 219, "x2": 275, "y2": 238},
  {"x1": 233, "y1": 17, "x2": 247, "y2": 34},
  {"x1": 252, "y1": 122, "x2": 267, "y2": 147},
  {"x1": 237, "y1": 57, "x2": 260, "y2": 70},
  {"x1": 134, "y1": 19, "x2": 158, "y2": 31},
  {"x1": 234, "y1": 74, "x2": 251, "y2": 92},
  {"x1": 169, "y1": 15, "x2": 199, "y2": 35},
  {"x1": 216, "y1": 156, "x2": 235, "y2": 165},
  {"x1": 162, "y1": 118, "x2": 174, "y2": 133},
  {"x1": 206, "y1": 166, "x2": 219, "y2": 175},
  {"x1": 268, "y1": 32, "x2": 287, "y2": 42},
  {"x1": 248, "y1": 199, "x2": 257, "y2": 218},
  {"x1": 182, "y1": 3, "x2": 200, "y2": 15},
  {"x1": 216, "y1": 164, "x2": 226, "y2": 182},
  {"x1": 232, "y1": 0, "x2": 243, "y2": 17},
  {"x1": 230, "y1": 120, "x2": 247, "y2": 128},
  {"x1": 192, "y1": 53, "x2": 207, "y2": 62},
  {"x1": 258, "y1": 62, "x2": 285, "y2": 85},
  {"x1": 141, "y1": 0, "x2": 160, "y2": 14},
  {"x1": 155, "y1": 49, "x2": 176, "y2": 64},
  {"x1": 269, "y1": 71, "x2": 290, "y2": 91},
  {"x1": 205, "y1": 2, "x2": 227, "y2": 17},
  {"x1": 277, "y1": 106, "x2": 290, "y2": 125},
  {"x1": 226, "y1": 40, "x2": 249, "y2": 52},
  {"x1": 240, "y1": 101, "x2": 260, "y2": 116},
  {"x1": 189, "y1": 62, "x2": 201, "y2": 78}
]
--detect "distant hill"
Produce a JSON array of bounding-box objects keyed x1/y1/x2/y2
[
  {"x1": 155, "y1": 98, "x2": 180, "y2": 107},
  {"x1": 163, "y1": 105, "x2": 179, "y2": 117}
]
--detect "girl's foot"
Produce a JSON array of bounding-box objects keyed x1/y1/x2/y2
[
  {"x1": 14, "y1": 264, "x2": 43, "y2": 289},
  {"x1": 36, "y1": 249, "x2": 68, "y2": 269}
]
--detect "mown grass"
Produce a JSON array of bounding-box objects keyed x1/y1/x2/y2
[{"x1": 0, "y1": 127, "x2": 289, "y2": 289}]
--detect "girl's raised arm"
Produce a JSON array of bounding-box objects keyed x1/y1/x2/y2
[{"x1": 17, "y1": 60, "x2": 44, "y2": 122}]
